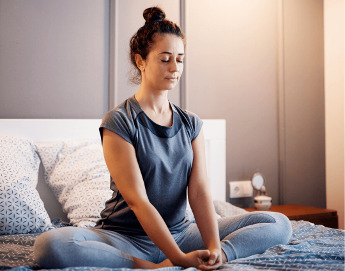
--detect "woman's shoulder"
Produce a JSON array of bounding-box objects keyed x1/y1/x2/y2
[
  {"x1": 100, "y1": 97, "x2": 139, "y2": 144},
  {"x1": 170, "y1": 101, "x2": 196, "y2": 118},
  {"x1": 103, "y1": 96, "x2": 139, "y2": 122},
  {"x1": 171, "y1": 102, "x2": 203, "y2": 141}
]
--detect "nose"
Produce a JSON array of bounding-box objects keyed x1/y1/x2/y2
[{"x1": 169, "y1": 59, "x2": 179, "y2": 72}]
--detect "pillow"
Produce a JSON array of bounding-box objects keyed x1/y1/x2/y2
[
  {"x1": 36, "y1": 139, "x2": 112, "y2": 228},
  {"x1": 0, "y1": 136, "x2": 52, "y2": 235},
  {"x1": 186, "y1": 200, "x2": 245, "y2": 223},
  {"x1": 213, "y1": 200, "x2": 248, "y2": 217}
]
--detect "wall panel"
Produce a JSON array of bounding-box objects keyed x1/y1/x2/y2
[
  {"x1": 0, "y1": 0, "x2": 109, "y2": 118},
  {"x1": 282, "y1": 0, "x2": 325, "y2": 207},
  {"x1": 185, "y1": 0, "x2": 280, "y2": 206}
]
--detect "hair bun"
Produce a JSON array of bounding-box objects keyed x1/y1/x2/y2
[{"x1": 143, "y1": 7, "x2": 166, "y2": 23}]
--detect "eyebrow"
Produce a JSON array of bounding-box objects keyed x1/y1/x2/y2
[{"x1": 159, "y1": 52, "x2": 184, "y2": 56}]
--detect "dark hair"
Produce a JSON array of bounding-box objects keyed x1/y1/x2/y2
[{"x1": 129, "y1": 6, "x2": 185, "y2": 85}]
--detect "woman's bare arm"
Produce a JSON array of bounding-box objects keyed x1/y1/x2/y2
[
  {"x1": 102, "y1": 128, "x2": 217, "y2": 269},
  {"x1": 188, "y1": 128, "x2": 223, "y2": 268},
  {"x1": 102, "y1": 129, "x2": 184, "y2": 261}
]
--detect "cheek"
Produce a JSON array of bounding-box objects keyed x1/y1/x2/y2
[
  {"x1": 147, "y1": 65, "x2": 162, "y2": 77},
  {"x1": 179, "y1": 65, "x2": 184, "y2": 75}
]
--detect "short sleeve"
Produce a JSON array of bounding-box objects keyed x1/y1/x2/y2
[
  {"x1": 99, "y1": 106, "x2": 135, "y2": 145},
  {"x1": 185, "y1": 110, "x2": 203, "y2": 141}
]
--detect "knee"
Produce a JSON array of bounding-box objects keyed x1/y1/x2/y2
[
  {"x1": 33, "y1": 227, "x2": 76, "y2": 269},
  {"x1": 33, "y1": 230, "x2": 57, "y2": 268},
  {"x1": 269, "y1": 212, "x2": 292, "y2": 244}
]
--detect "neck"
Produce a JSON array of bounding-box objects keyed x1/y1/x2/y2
[{"x1": 135, "y1": 87, "x2": 170, "y2": 114}]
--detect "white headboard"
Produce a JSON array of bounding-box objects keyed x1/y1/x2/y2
[
  {"x1": 202, "y1": 120, "x2": 226, "y2": 203},
  {"x1": 0, "y1": 119, "x2": 226, "y2": 221}
]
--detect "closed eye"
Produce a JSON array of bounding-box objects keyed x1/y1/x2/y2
[{"x1": 161, "y1": 59, "x2": 184, "y2": 63}]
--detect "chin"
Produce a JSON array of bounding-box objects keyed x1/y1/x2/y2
[
  {"x1": 164, "y1": 81, "x2": 179, "y2": 90},
  {"x1": 154, "y1": 85, "x2": 175, "y2": 92}
]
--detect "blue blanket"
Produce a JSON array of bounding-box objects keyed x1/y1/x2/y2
[
  {"x1": 220, "y1": 221, "x2": 344, "y2": 270},
  {"x1": 2, "y1": 220, "x2": 344, "y2": 271}
]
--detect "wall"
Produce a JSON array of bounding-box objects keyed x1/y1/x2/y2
[
  {"x1": 280, "y1": 0, "x2": 325, "y2": 207},
  {"x1": 324, "y1": 0, "x2": 344, "y2": 230},
  {"x1": 185, "y1": 0, "x2": 280, "y2": 205},
  {"x1": 185, "y1": 0, "x2": 325, "y2": 207},
  {"x1": 0, "y1": 0, "x2": 109, "y2": 118}
]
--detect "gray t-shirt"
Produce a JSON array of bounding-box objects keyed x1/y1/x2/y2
[{"x1": 94, "y1": 95, "x2": 203, "y2": 236}]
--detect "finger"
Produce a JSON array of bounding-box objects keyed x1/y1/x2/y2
[
  {"x1": 208, "y1": 253, "x2": 218, "y2": 265},
  {"x1": 197, "y1": 263, "x2": 220, "y2": 271},
  {"x1": 198, "y1": 250, "x2": 211, "y2": 261},
  {"x1": 196, "y1": 251, "x2": 211, "y2": 268},
  {"x1": 201, "y1": 260, "x2": 223, "y2": 270}
]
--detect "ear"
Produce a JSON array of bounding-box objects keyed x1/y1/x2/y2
[{"x1": 135, "y1": 54, "x2": 145, "y2": 72}]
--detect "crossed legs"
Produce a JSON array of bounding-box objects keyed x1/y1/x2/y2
[{"x1": 34, "y1": 211, "x2": 292, "y2": 269}]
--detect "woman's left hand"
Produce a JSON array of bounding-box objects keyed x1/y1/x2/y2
[
  {"x1": 204, "y1": 248, "x2": 222, "y2": 269},
  {"x1": 193, "y1": 249, "x2": 223, "y2": 270}
]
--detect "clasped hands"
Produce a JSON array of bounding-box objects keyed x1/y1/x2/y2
[
  {"x1": 184, "y1": 249, "x2": 223, "y2": 270},
  {"x1": 160, "y1": 248, "x2": 223, "y2": 270}
]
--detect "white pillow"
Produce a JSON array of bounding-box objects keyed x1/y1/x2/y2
[
  {"x1": 36, "y1": 139, "x2": 112, "y2": 228},
  {"x1": 213, "y1": 200, "x2": 248, "y2": 217},
  {"x1": 0, "y1": 136, "x2": 52, "y2": 235}
]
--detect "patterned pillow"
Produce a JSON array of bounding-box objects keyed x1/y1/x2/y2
[
  {"x1": 36, "y1": 139, "x2": 112, "y2": 228},
  {"x1": 213, "y1": 200, "x2": 248, "y2": 217},
  {"x1": 0, "y1": 136, "x2": 52, "y2": 235}
]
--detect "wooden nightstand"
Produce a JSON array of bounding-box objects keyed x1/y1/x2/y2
[{"x1": 245, "y1": 204, "x2": 338, "y2": 229}]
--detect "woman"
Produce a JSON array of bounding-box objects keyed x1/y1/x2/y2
[{"x1": 34, "y1": 7, "x2": 292, "y2": 270}]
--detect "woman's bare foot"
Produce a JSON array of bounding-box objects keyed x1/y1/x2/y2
[{"x1": 133, "y1": 257, "x2": 174, "y2": 269}]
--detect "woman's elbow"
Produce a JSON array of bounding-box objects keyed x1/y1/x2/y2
[{"x1": 126, "y1": 197, "x2": 150, "y2": 214}]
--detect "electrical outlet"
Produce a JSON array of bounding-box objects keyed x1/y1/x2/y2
[{"x1": 229, "y1": 180, "x2": 253, "y2": 198}]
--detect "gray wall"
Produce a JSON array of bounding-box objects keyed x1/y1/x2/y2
[
  {"x1": 184, "y1": 0, "x2": 325, "y2": 207},
  {"x1": 281, "y1": 0, "x2": 325, "y2": 207},
  {"x1": 0, "y1": 0, "x2": 325, "y2": 208},
  {"x1": 0, "y1": 0, "x2": 109, "y2": 118},
  {"x1": 185, "y1": 0, "x2": 280, "y2": 206}
]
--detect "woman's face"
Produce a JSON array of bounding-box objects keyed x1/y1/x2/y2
[{"x1": 139, "y1": 34, "x2": 184, "y2": 92}]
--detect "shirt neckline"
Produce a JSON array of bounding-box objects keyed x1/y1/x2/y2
[
  {"x1": 130, "y1": 95, "x2": 176, "y2": 129},
  {"x1": 129, "y1": 95, "x2": 182, "y2": 138}
]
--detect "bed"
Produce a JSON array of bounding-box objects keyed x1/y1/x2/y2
[{"x1": 0, "y1": 119, "x2": 344, "y2": 271}]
